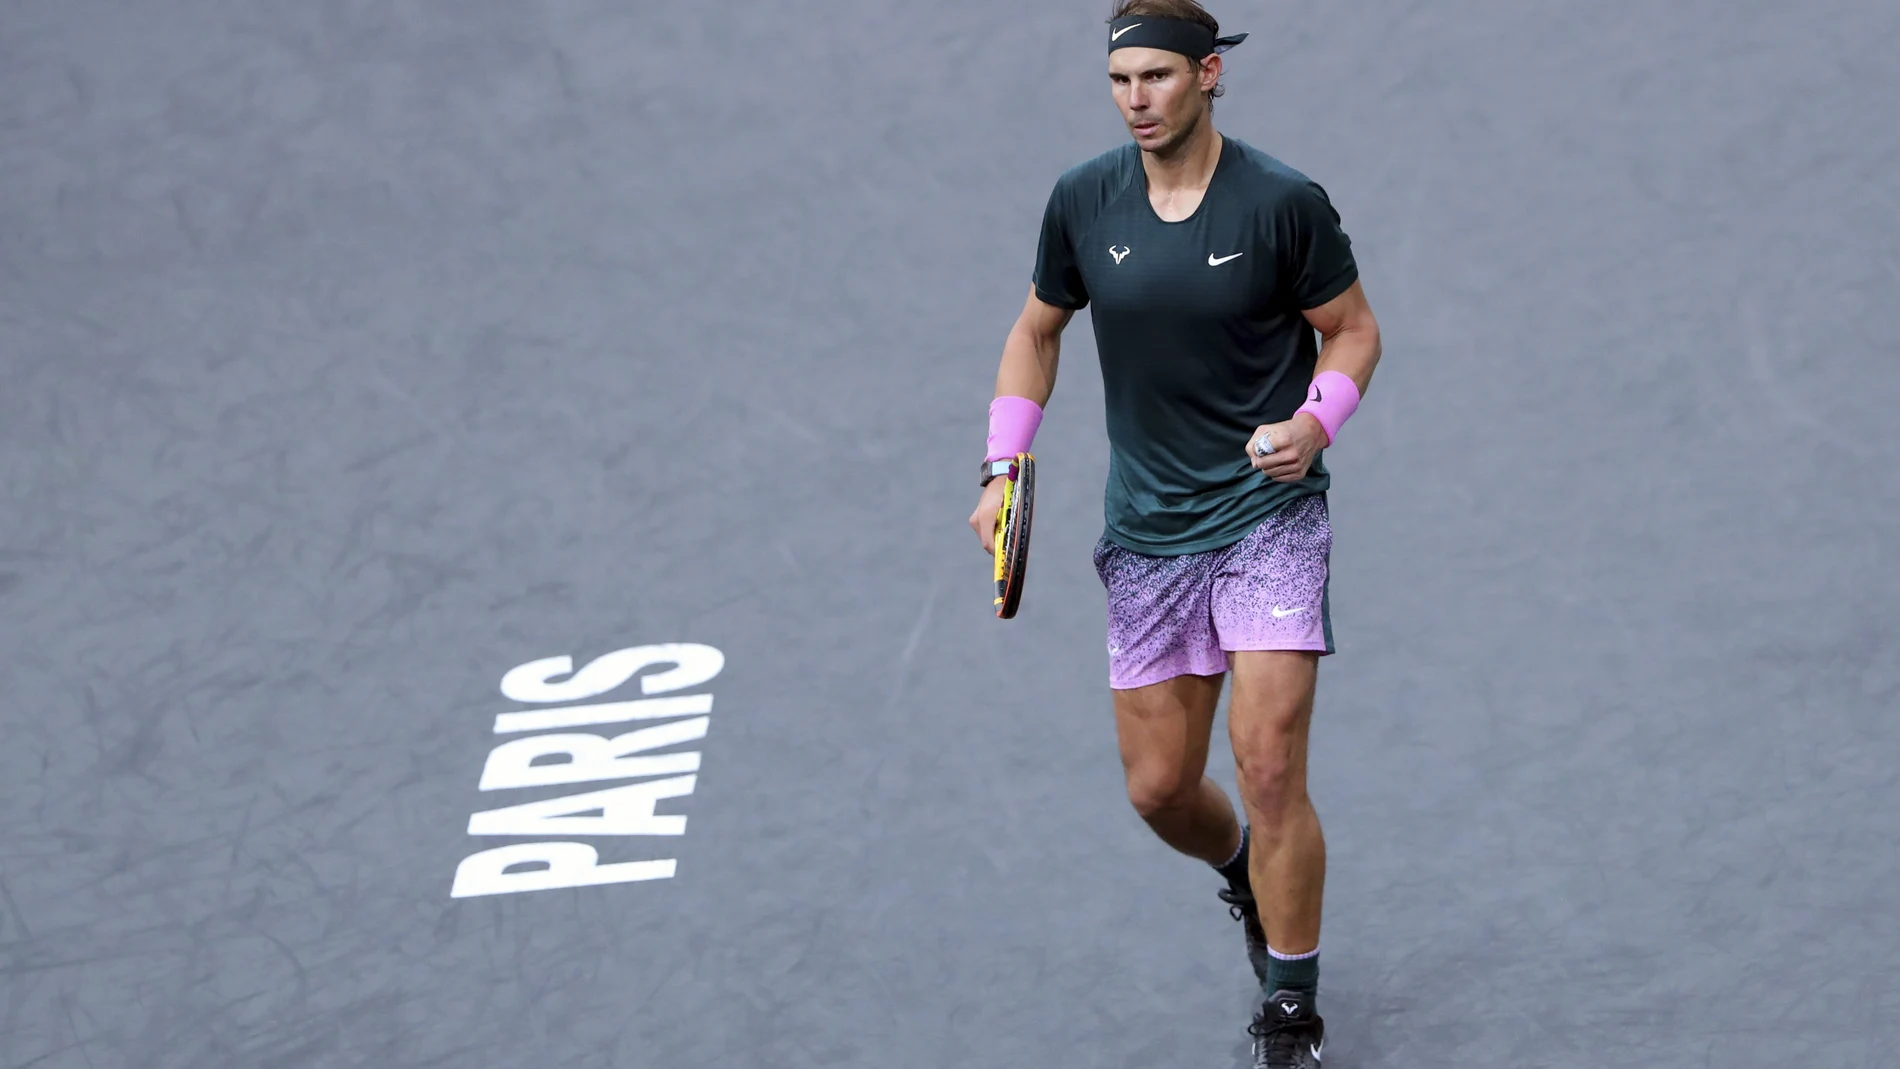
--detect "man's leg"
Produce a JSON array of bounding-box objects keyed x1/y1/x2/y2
[
  {"x1": 1208, "y1": 495, "x2": 1334, "y2": 993},
  {"x1": 1228, "y1": 650, "x2": 1324, "y2": 978},
  {"x1": 1111, "y1": 672, "x2": 1241, "y2": 864},
  {"x1": 1094, "y1": 532, "x2": 1267, "y2": 985},
  {"x1": 1205, "y1": 496, "x2": 1334, "y2": 1065}
]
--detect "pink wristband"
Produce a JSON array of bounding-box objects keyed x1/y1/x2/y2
[
  {"x1": 1295, "y1": 371, "x2": 1361, "y2": 446},
  {"x1": 986, "y1": 396, "x2": 1043, "y2": 461}
]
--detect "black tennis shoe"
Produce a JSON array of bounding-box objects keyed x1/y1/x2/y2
[
  {"x1": 1216, "y1": 883, "x2": 1270, "y2": 988},
  {"x1": 1249, "y1": 989, "x2": 1325, "y2": 1068}
]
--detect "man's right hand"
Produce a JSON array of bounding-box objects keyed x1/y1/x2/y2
[{"x1": 967, "y1": 475, "x2": 1010, "y2": 555}]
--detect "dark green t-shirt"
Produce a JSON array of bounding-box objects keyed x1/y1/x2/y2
[{"x1": 1032, "y1": 135, "x2": 1358, "y2": 556}]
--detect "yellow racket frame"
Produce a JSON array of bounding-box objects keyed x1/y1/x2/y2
[
  {"x1": 992, "y1": 475, "x2": 1016, "y2": 602},
  {"x1": 991, "y1": 452, "x2": 1033, "y2": 618}
]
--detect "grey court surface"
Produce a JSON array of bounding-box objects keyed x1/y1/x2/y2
[{"x1": 4, "y1": 1, "x2": 1898, "y2": 1066}]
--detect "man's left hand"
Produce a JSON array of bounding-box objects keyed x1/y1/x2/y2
[{"x1": 1247, "y1": 413, "x2": 1328, "y2": 483}]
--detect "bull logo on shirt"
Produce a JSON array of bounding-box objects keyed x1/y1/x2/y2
[{"x1": 1109, "y1": 245, "x2": 1132, "y2": 264}]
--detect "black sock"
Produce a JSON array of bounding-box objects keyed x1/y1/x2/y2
[
  {"x1": 1267, "y1": 948, "x2": 1320, "y2": 1009},
  {"x1": 1213, "y1": 824, "x2": 1251, "y2": 890}
]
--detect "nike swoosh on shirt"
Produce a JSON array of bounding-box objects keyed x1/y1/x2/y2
[
  {"x1": 1208, "y1": 253, "x2": 1244, "y2": 266},
  {"x1": 1270, "y1": 606, "x2": 1306, "y2": 618},
  {"x1": 1111, "y1": 23, "x2": 1142, "y2": 39}
]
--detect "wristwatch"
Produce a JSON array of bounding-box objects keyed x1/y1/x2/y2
[{"x1": 979, "y1": 458, "x2": 1017, "y2": 486}]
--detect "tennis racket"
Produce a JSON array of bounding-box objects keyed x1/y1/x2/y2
[{"x1": 992, "y1": 452, "x2": 1036, "y2": 619}]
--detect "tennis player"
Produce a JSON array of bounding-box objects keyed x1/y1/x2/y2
[{"x1": 967, "y1": 2, "x2": 1381, "y2": 1064}]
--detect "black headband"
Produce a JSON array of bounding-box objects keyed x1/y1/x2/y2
[{"x1": 1107, "y1": 15, "x2": 1247, "y2": 59}]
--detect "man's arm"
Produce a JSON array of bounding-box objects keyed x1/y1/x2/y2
[
  {"x1": 970, "y1": 286, "x2": 1074, "y2": 553},
  {"x1": 1248, "y1": 279, "x2": 1382, "y2": 482},
  {"x1": 995, "y1": 285, "x2": 1075, "y2": 404},
  {"x1": 1300, "y1": 279, "x2": 1381, "y2": 399}
]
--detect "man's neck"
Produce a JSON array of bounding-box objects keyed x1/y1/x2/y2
[{"x1": 1141, "y1": 120, "x2": 1222, "y2": 195}]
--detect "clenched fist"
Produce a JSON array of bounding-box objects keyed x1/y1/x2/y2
[{"x1": 1247, "y1": 413, "x2": 1329, "y2": 483}]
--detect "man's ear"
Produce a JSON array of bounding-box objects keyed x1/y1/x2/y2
[{"x1": 1199, "y1": 54, "x2": 1222, "y2": 93}]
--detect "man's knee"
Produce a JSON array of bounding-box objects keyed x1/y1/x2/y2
[
  {"x1": 1233, "y1": 726, "x2": 1306, "y2": 826},
  {"x1": 1125, "y1": 763, "x2": 1204, "y2": 821}
]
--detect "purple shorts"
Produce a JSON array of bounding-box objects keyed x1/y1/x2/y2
[{"x1": 1092, "y1": 494, "x2": 1335, "y2": 690}]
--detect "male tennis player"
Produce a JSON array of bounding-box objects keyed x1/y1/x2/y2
[{"x1": 967, "y1": 2, "x2": 1381, "y2": 1064}]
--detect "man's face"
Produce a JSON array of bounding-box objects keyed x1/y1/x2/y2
[{"x1": 1109, "y1": 46, "x2": 1217, "y2": 154}]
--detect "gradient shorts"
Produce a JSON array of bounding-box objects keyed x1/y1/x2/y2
[{"x1": 1092, "y1": 493, "x2": 1334, "y2": 690}]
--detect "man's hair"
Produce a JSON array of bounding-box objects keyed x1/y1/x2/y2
[{"x1": 1108, "y1": 0, "x2": 1226, "y2": 102}]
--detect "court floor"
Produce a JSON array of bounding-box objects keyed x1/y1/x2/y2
[{"x1": 4, "y1": 2, "x2": 1898, "y2": 1066}]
